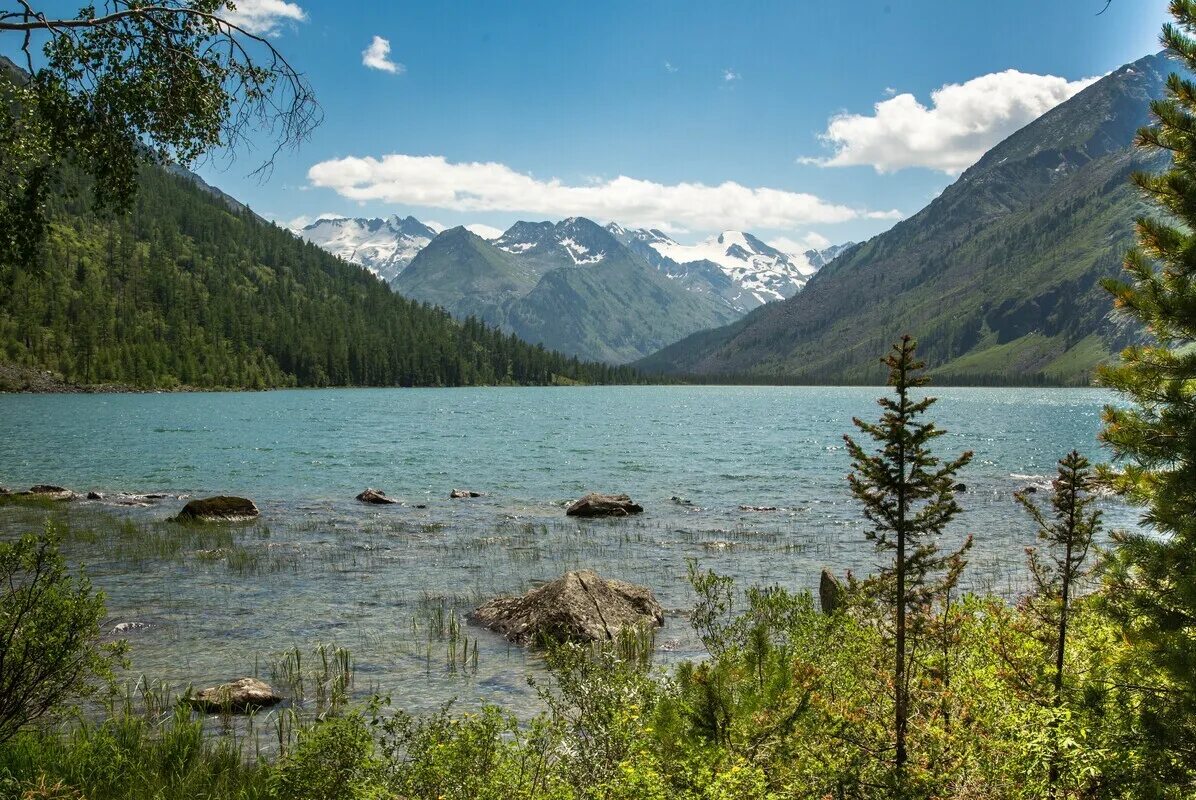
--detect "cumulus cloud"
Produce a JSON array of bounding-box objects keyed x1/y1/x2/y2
[
  {"x1": 801, "y1": 69, "x2": 1099, "y2": 174},
  {"x1": 665, "y1": 61, "x2": 678, "y2": 74},
  {"x1": 362, "y1": 36, "x2": 404, "y2": 74},
  {"x1": 306, "y1": 153, "x2": 900, "y2": 232},
  {"x1": 465, "y1": 223, "x2": 505, "y2": 240},
  {"x1": 723, "y1": 68, "x2": 740, "y2": 82},
  {"x1": 768, "y1": 233, "x2": 831, "y2": 254},
  {"x1": 222, "y1": 0, "x2": 306, "y2": 35}
]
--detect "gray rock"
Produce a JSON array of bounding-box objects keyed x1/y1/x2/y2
[
  {"x1": 819, "y1": 569, "x2": 845, "y2": 615},
  {"x1": 112, "y1": 621, "x2": 151, "y2": 634},
  {"x1": 470, "y1": 569, "x2": 663, "y2": 645},
  {"x1": 450, "y1": 489, "x2": 484, "y2": 499},
  {"x1": 24, "y1": 484, "x2": 75, "y2": 501},
  {"x1": 740, "y1": 505, "x2": 779, "y2": 512},
  {"x1": 189, "y1": 677, "x2": 281, "y2": 713},
  {"x1": 565, "y1": 493, "x2": 643, "y2": 518},
  {"x1": 175, "y1": 496, "x2": 259, "y2": 522},
  {"x1": 356, "y1": 488, "x2": 398, "y2": 505},
  {"x1": 87, "y1": 491, "x2": 104, "y2": 500}
]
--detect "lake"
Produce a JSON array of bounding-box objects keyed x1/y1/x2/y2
[{"x1": 0, "y1": 385, "x2": 1138, "y2": 714}]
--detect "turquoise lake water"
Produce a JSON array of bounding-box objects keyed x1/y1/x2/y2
[{"x1": 0, "y1": 386, "x2": 1139, "y2": 714}]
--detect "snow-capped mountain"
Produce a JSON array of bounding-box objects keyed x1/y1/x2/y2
[
  {"x1": 606, "y1": 224, "x2": 852, "y2": 312},
  {"x1": 804, "y1": 241, "x2": 855, "y2": 270},
  {"x1": 296, "y1": 215, "x2": 437, "y2": 283},
  {"x1": 493, "y1": 217, "x2": 619, "y2": 269}
]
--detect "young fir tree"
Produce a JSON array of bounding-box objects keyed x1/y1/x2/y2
[
  {"x1": 843, "y1": 335, "x2": 973, "y2": 784},
  {"x1": 1098, "y1": 0, "x2": 1196, "y2": 776},
  {"x1": 1015, "y1": 451, "x2": 1101, "y2": 798}
]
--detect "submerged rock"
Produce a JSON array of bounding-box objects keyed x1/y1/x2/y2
[
  {"x1": 953, "y1": 483, "x2": 967, "y2": 492},
  {"x1": 470, "y1": 569, "x2": 663, "y2": 645},
  {"x1": 450, "y1": 489, "x2": 484, "y2": 499},
  {"x1": 739, "y1": 505, "x2": 779, "y2": 512},
  {"x1": 565, "y1": 493, "x2": 643, "y2": 518},
  {"x1": 189, "y1": 677, "x2": 282, "y2": 713},
  {"x1": 819, "y1": 569, "x2": 845, "y2": 615},
  {"x1": 175, "y1": 496, "x2": 259, "y2": 522},
  {"x1": 112, "y1": 621, "x2": 151, "y2": 634},
  {"x1": 356, "y1": 488, "x2": 398, "y2": 505}
]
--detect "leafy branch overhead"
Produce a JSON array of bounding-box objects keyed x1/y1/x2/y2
[{"x1": 0, "y1": 0, "x2": 320, "y2": 265}]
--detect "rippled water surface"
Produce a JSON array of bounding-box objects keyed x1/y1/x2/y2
[{"x1": 0, "y1": 386, "x2": 1137, "y2": 713}]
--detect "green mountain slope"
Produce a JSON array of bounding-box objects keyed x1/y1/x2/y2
[
  {"x1": 394, "y1": 227, "x2": 536, "y2": 320},
  {"x1": 637, "y1": 53, "x2": 1171, "y2": 385},
  {"x1": 393, "y1": 218, "x2": 740, "y2": 364},
  {"x1": 0, "y1": 164, "x2": 642, "y2": 389},
  {"x1": 505, "y1": 248, "x2": 742, "y2": 363}
]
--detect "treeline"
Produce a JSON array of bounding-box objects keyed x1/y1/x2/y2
[{"x1": 0, "y1": 164, "x2": 644, "y2": 389}]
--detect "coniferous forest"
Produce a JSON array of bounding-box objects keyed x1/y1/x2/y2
[{"x1": 0, "y1": 163, "x2": 642, "y2": 390}]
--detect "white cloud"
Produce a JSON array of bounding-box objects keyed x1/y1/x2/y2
[
  {"x1": 222, "y1": 0, "x2": 306, "y2": 35},
  {"x1": 768, "y1": 233, "x2": 831, "y2": 254},
  {"x1": 665, "y1": 61, "x2": 678, "y2": 74},
  {"x1": 306, "y1": 153, "x2": 900, "y2": 232},
  {"x1": 801, "y1": 69, "x2": 1099, "y2": 174},
  {"x1": 723, "y1": 68, "x2": 740, "y2": 82},
  {"x1": 465, "y1": 223, "x2": 504, "y2": 240},
  {"x1": 362, "y1": 36, "x2": 404, "y2": 74}
]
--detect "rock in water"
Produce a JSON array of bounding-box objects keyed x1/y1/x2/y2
[
  {"x1": 24, "y1": 485, "x2": 75, "y2": 501},
  {"x1": 470, "y1": 570, "x2": 664, "y2": 645},
  {"x1": 86, "y1": 490, "x2": 104, "y2": 500},
  {"x1": 175, "y1": 496, "x2": 259, "y2": 522},
  {"x1": 450, "y1": 489, "x2": 483, "y2": 498},
  {"x1": 565, "y1": 493, "x2": 643, "y2": 518},
  {"x1": 739, "y1": 505, "x2": 779, "y2": 512},
  {"x1": 820, "y1": 569, "x2": 844, "y2": 615},
  {"x1": 189, "y1": 677, "x2": 282, "y2": 712},
  {"x1": 356, "y1": 488, "x2": 398, "y2": 505}
]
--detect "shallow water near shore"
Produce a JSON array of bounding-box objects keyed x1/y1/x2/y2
[{"x1": 0, "y1": 385, "x2": 1139, "y2": 717}]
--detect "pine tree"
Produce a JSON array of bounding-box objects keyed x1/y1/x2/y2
[
  {"x1": 843, "y1": 335, "x2": 973, "y2": 786},
  {"x1": 1015, "y1": 451, "x2": 1101, "y2": 798},
  {"x1": 1097, "y1": 0, "x2": 1196, "y2": 777}
]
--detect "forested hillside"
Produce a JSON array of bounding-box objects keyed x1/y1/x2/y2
[{"x1": 0, "y1": 164, "x2": 641, "y2": 389}]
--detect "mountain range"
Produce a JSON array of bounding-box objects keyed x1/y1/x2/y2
[
  {"x1": 299, "y1": 212, "x2": 849, "y2": 363},
  {"x1": 637, "y1": 52, "x2": 1169, "y2": 384}
]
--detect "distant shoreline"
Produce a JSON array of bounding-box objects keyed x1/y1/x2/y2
[{"x1": 0, "y1": 361, "x2": 1100, "y2": 394}]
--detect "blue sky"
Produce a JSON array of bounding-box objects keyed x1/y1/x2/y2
[{"x1": 6, "y1": 0, "x2": 1173, "y2": 249}]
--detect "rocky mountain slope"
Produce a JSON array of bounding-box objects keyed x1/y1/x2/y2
[{"x1": 637, "y1": 52, "x2": 1171, "y2": 385}]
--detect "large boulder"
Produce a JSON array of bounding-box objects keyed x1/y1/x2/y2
[
  {"x1": 189, "y1": 677, "x2": 282, "y2": 713},
  {"x1": 566, "y1": 493, "x2": 643, "y2": 518},
  {"x1": 819, "y1": 569, "x2": 845, "y2": 615},
  {"x1": 470, "y1": 570, "x2": 664, "y2": 645},
  {"x1": 356, "y1": 488, "x2": 398, "y2": 505},
  {"x1": 175, "y1": 496, "x2": 259, "y2": 522}
]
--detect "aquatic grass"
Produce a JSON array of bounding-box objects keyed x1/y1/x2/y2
[{"x1": 0, "y1": 678, "x2": 274, "y2": 800}]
